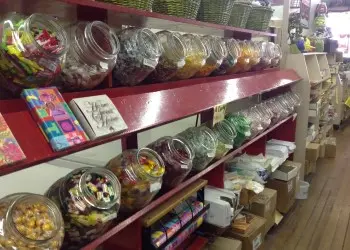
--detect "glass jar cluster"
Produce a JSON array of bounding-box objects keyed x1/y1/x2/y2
[{"x1": 0, "y1": 12, "x2": 282, "y2": 94}]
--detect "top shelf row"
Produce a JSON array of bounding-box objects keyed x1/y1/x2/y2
[{"x1": 1, "y1": 0, "x2": 277, "y2": 37}]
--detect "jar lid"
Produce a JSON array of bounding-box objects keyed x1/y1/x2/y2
[
  {"x1": 171, "y1": 136, "x2": 195, "y2": 162},
  {"x1": 226, "y1": 38, "x2": 241, "y2": 58},
  {"x1": 137, "y1": 148, "x2": 165, "y2": 178},
  {"x1": 157, "y1": 31, "x2": 186, "y2": 62},
  {"x1": 8, "y1": 193, "x2": 63, "y2": 242}
]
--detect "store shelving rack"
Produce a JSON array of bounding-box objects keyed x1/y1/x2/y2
[{"x1": 0, "y1": 0, "x2": 301, "y2": 249}]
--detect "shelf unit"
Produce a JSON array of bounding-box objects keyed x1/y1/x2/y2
[{"x1": 0, "y1": 1, "x2": 301, "y2": 249}]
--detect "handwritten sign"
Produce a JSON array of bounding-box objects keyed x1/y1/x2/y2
[{"x1": 212, "y1": 104, "x2": 227, "y2": 126}]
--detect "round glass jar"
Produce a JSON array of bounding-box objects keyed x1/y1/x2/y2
[
  {"x1": 251, "y1": 41, "x2": 273, "y2": 71},
  {"x1": 195, "y1": 36, "x2": 227, "y2": 77},
  {"x1": 271, "y1": 43, "x2": 282, "y2": 67},
  {"x1": 0, "y1": 193, "x2": 64, "y2": 250},
  {"x1": 58, "y1": 21, "x2": 120, "y2": 91},
  {"x1": 147, "y1": 136, "x2": 194, "y2": 189},
  {"x1": 228, "y1": 40, "x2": 252, "y2": 74},
  {"x1": 106, "y1": 148, "x2": 165, "y2": 212},
  {"x1": 246, "y1": 41, "x2": 261, "y2": 71},
  {"x1": 146, "y1": 31, "x2": 187, "y2": 83},
  {"x1": 225, "y1": 114, "x2": 251, "y2": 147},
  {"x1": 173, "y1": 34, "x2": 209, "y2": 80},
  {"x1": 212, "y1": 38, "x2": 241, "y2": 76},
  {"x1": 0, "y1": 13, "x2": 69, "y2": 94},
  {"x1": 177, "y1": 126, "x2": 217, "y2": 171},
  {"x1": 46, "y1": 167, "x2": 121, "y2": 248},
  {"x1": 212, "y1": 120, "x2": 236, "y2": 159},
  {"x1": 113, "y1": 28, "x2": 162, "y2": 86}
]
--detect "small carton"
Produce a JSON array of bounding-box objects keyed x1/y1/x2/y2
[
  {"x1": 264, "y1": 213, "x2": 275, "y2": 236},
  {"x1": 224, "y1": 213, "x2": 266, "y2": 250},
  {"x1": 208, "y1": 237, "x2": 242, "y2": 250},
  {"x1": 272, "y1": 161, "x2": 301, "y2": 181},
  {"x1": 266, "y1": 177, "x2": 296, "y2": 214},
  {"x1": 306, "y1": 143, "x2": 320, "y2": 162},
  {"x1": 325, "y1": 137, "x2": 336, "y2": 158},
  {"x1": 319, "y1": 140, "x2": 326, "y2": 158}
]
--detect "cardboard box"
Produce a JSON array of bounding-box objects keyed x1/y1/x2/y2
[
  {"x1": 310, "y1": 161, "x2": 317, "y2": 173},
  {"x1": 272, "y1": 161, "x2": 301, "y2": 181},
  {"x1": 264, "y1": 213, "x2": 275, "y2": 236},
  {"x1": 266, "y1": 177, "x2": 296, "y2": 214},
  {"x1": 325, "y1": 137, "x2": 336, "y2": 158},
  {"x1": 306, "y1": 143, "x2": 320, "y2": 162},
  {"x1": 250, "y1": 188, "x2": 277, "y2": 219},
  {"x1": 319, "y1": 140, "x2": 326, "y2": 158},
  {"x1": 224, "y1": 213, "x2": 266, "y2": 250},
  {"x1": 208, "y1": 237, "x2": 242, "y2": 250}
]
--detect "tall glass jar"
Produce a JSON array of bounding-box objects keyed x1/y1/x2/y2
[
  {"x1": 0, "y1": 13, "x2": 69, "y2": 94},
  {"x1": 147, "y1": 136, "x2": 194, "y2": 189},
  {"x1": 146, "y1": 31, "x2": 187, "y2": 83},
  {"x1": 212, "y1": 38, "x2": 241, "y2": 76},
  {"x1": 58, "y1": 21, "x2": 120, "y2": 91},
  {"x1": 251, "y1": 41, "x2": 273, "y2": 71},
  {"x1": 113, "y1": 28, "x2": 162, "y2": 86},
  {"x1": 212, "y1": 120, "x2": 236, "y2": 159},
  {"x1": 225, "y1": 114, "x2": 251, "y2": 147},
  {"x1": 177, "y1": 126, "x2": 217, "y2": 171},
  {"x1": 106, "y1": 148, "x2": 165, "y2": 213},
  {"x1": 271, "y1": 43, "x2": 282, "y2": 67},
  {"x1": 228, "y1": 40, "x2": 252, "y2": 74},
  {"x1": 195, "y1": 36, "x2": 227, "y2": 77},
  {"x1": 0, "y1": 193, "x2": 64, "y2": 249},
  {"x1": 46, "y1": 167, "x2": 121, "y2": 249},
  {"x1": 246, "y1": 41, "x2": 261, "y2": 72},
  {"x1": 173, "y1": 34, "x2": 209, "y2": 80}
]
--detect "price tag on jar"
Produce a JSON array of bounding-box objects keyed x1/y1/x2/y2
[
  {"x1": 150, "y1": 182, "x2": 162, "y2": 192},
  {"x1": 212, "y1": 104, "x2": 227, "y2": 126},
  {"x1": 345, "y1": 96, "x2": 350, "y2": 108},
  {"x1": 225, "y1": 144, "x2": 233, "y2": 149},
  {"x1": 100, "y1": 62, "x2": 109, "y2": 70},
  {"x1": 177, "y1": 59, "x2": 186, "y2": 68},
  {"x1": 181, "y1": 164, "x2": 188, "y2": 169},
  {"x1": 207, "y1": 152, "x2": 215, "y2": 158},
  {"x1": 143, "y1": 58, "x2": 158, "y2": 68}
]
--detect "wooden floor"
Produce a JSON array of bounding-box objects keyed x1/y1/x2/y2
[{"x1": 265, "y1": 125, "x2": 350, "y2": 250}]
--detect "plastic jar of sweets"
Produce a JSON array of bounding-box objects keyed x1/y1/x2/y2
[
  {"x1": 195, "y1": 36, "x2": 227, "y2": 77},
  {"x1": 0, "y1": 13, "x2": 69, "y2": 94},
  {"x1": 113, "y1": 27, "x2": 162, "y2": 86},
  {"x1": 106, "y1": 148, "x2": 165, "y2": 212},
  {"x1": 58, "y1": 21, "x2": 120, "y2": 91},
  {"x1": 146, "y1": 31, "x2": 187, "y2": 83},
  {"x1": 0, "y1": 193, "x2": 64, "y2": 250}
]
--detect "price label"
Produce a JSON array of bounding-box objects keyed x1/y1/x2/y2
[
  {"x1": 207, "y1": 152, "x2": 215, "y2": 158},
  {"x1": 345, "y1": 96, "x2": 350, "y2": 108},
  {"x1": 225, "y1": 144, "x2": 233, "y2": 149},
  {"x1": 181, "y1": 165, "x2": 188, "y2": 169},
  {"x1": 177, "y1": 60, "x2": 186, "y2": 68},
  {"x1": 150, "y1": 182, "x2": 162, "y2": 192},
  {"x1": 100, "y1": 62, "x2": 109, "y2": 70},
  {"x1": 253, "y1": 233, "x2": 262, "y2": 250},
  {"x1": 212, "y1": 104, "x2": 227, "y2": 126},
  {"x1": 143, "y1": 58, "x2": 158, "y2": 68}
]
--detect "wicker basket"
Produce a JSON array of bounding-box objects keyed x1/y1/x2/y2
[
  {"x1": 100, "y1": 0, "x2": 154, "y2": 11},
  {"x1": 197, "y1": 0, "x2": 234, "y2": 25},
  {"x1": 153, "y1": 0, "x2": 201, "y2": 19},
  {"x1": 228, "y1": 2, "x2": 252, "y2": 28},
  {"x1": 246, "y1": 5, "x2": 273, "y2": 31}
]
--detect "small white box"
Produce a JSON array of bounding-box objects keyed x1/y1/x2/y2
[
  {"x1": 308, "y1": 109, "x2": 318, "y2": 117},
  {"x1": 69, "y1": 95, "x2": 128, "y2": 140},
  {"x1": 272, "y1": 162, "x2": 300, "y2": 181},
  {"x1": 309, "y1": 99, "x2": 321, "y2": 110}
]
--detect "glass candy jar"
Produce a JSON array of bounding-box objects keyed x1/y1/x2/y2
[
  {"x1": 246, "y1": 41, "x2": 261, "y2": 71},
  {"x1": 46, "y1": 167, "x2": 121, "y2": 248},
  {"x1": 106, "y1": 148, "x2": 165, "y2": 212},
  {"x1": 58, "y1": 21, "x2": 120, "y2": 91},
  {"x1": 0, "y1": 193, "x2": 64, "y2": 250},
  {"x1": 195, "y1": 36, "x2": 227, "y2": 77},
  {"x1": 177, "y1": 126, "x2": 217, "y2": 171},
  {"x1": 0, "y1": 13, "x2": 69, "y2": 94},
  {"x1": 251, "y1": 41, "x2": 273, "y2": 71},
  {"x1": 229, "y1": 40, "x2": 252, "y2": 74},
  {"x1": 225, "y1": 114, "x2": 251, "y2": 147},
  {"x1": 146, "y1": 31, "x2": 187, "y2": 83},
  {"x1": 113, "y1": 28, "x2": 162, "y2": 86},
  {"x1": 212, "y1": 38, "x2": 241, "y2": 76},
  {"x1": 147, "y1": 136, "x2": 194, "y2": 189},
  {"x1": 173, "y1": 34, "x2": 209, "y2": 80},
  {"x1": 271, "y1": 43, "x2": 282, "y2": 67},
  {"x1": 212, "y1": 120, "x2": 236, "y2": 159}
]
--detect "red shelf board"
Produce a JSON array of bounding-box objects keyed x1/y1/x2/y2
[
  {"x1": 0, "y1": 69, "x2": 300, "y2": 176},
  {"x1": 56, "y1": 0, "x2": 275, "y2": 37},
  {"x1": 80, "y1": 114, "x2": 296, "y2": 250}
]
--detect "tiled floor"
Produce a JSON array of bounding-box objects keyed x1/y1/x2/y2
[{"x1": 265, "y1": 125, "x2": 350, "y2": 250}]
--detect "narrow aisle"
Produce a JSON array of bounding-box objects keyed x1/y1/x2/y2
[{"x1": 265, "y1": 125, "x2": 350, "y2": 250}]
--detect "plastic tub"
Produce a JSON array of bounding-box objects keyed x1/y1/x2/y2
[{"x1": 296, "y1": 181, "x2": 310, "y2": 199}]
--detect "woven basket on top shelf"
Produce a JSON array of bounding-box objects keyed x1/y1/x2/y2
[
  {"x1": 246, "y1": 5, "x2": 273, "y2": 31},
  {"x1": 228, "y1": 2, "x2": 252, "y2": 28},
  {"x1": 153, "y1": 0, "x2": 201, "y2": 19},
  {"x1": 99, "y1": 0, "x2": 154, "y2": 11},
  {"x1": 197, "y1": 0, "x2": 235, "y2": 25}
]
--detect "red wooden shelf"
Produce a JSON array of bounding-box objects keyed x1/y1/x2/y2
[
  {"x1": 80, "y1": 114, "x2": 296, "y2": 250},
  {"x1": 0, "y1": 69, "x2": 300, "y2": 177}
]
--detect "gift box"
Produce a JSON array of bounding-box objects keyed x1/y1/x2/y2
[
  {"x1": 0, "y1": 113, "x2": 26, "y2": 166},
  {"x1": 21, "y1": 87, "x2": 89, "y2": 151}
]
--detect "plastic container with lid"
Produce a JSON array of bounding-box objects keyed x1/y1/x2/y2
[
  {"x1": 0, "y1": 193, "x2": 64, "y2": 250},
  {"x1": 251, "y1": 41, "x2": 273, "y2": 71},
  {"x1": 146, "y1": 31, "x2": 187, "y2": 83},
  {"x1": 106, "y1": 148, "x2": 165, "y2": 212},
  {"x1": 195, "y1": 36, "x2": 227, "y2": 77},
  {"x1": 173, "y1": 34, "x2": 209, "y2": 80},
  {"x1": 113, "y1": 27, "x2": 162, "y2": 86},
  {"x1": 0, "y1": 13, "x2": 69, "y2": 94},
  {"x1": 212, "y1": 38, "x2": 241, "y2": 76},
  {"x1": 46, "y1": 167, "x2": 121, "y2": 248},
  {"x1": 271, "y1": 43, "x2": 282, "y2": 67},
  {"x1": 228, "y1": 40, "x2": 253, "y2": 74},
  {"x1": 58, "y1": 21, "x2": 120, "y2": 91},
  {"x1": 212, "y1": 120, "x2": 236, "y2": 159},
  {"x1": 177, "y1": 126, "x2": 217, "y2": 171},
  {"x1": 147, "y1": 136, "x2": 194, "y2": 189}
]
